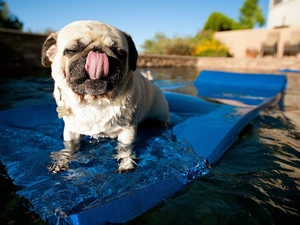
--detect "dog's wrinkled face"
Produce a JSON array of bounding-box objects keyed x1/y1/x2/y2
[{"x1": 41, "y1": 21, "x2": 138, "y2": 97}]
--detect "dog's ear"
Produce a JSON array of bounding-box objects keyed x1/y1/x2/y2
[
  {"x1": 41, "y1": 32, "x2": 58, "y2": 68},
  {"x1": 124, "y1": 32, "x2": 138, "y2": 71}
]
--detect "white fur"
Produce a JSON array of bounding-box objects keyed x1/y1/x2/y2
[{"x1": 43, "y1": 21, "x2": 169, "y2": 171}]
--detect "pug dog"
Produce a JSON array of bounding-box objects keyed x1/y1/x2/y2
[{"x1": 41, "y1": 20, "x2": 169, "y2": 172}]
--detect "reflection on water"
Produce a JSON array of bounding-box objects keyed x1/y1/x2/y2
[
  {"x1": 131, "y1": 68, "x2": 300, "y2": 225},
  {"x1": 0, "y1": 68, "x2": 300, "y2": 224},
  {"x1": 0, "y1": 69, "x2": 54, "y2": 111},
  {"x1": 130, "y1": 109, "x2": 300, "y2": 225}
]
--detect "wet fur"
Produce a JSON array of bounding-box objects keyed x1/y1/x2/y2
[{"x1": 41, "y1": 20, "x2": 169, "y2": 172}]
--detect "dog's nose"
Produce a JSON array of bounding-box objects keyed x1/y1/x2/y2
[{"x1": 92, "y1": 47, "x2": 103, "y2": 54}]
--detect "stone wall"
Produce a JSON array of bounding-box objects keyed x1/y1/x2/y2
[
  {"x1": 0, "y1": 28, "x2": 47, "y2": 69},
  {"x1": 138, "y1": 54, "x2": 300, "y2": 72},
  {"x1": 1, "y1": 28, "x2": 300, "y2": 72},
  {"x1": 137, "y1": 54, "x2": 199, "y2": 68}
]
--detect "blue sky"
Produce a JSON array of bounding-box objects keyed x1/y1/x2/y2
[{"x1": 6, "y1": 0, "x2": 270, "y2": 52}]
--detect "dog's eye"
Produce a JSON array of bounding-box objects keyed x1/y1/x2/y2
[
  {"x1": 116, "y1": 49, "x2": 127, "y2": 59},
  {"x1": 64, "y1": 40, "x2": 86, "y2": 56},
  {"x1": 63, "y1": 48, "x2": 79, "y2": 56}
]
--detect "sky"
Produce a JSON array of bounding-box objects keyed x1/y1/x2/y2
[{"x1": 6, "y1": 0, "x2": 270, "y2": 52}]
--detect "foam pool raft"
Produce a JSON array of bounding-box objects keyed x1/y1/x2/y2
[{"x1": 0, "y1": 70, "x2": 287, "y2": 225}]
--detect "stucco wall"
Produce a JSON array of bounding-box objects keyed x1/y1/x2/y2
[{"x1": 214, "y1": 26, "x2": 300, "y2": 58}]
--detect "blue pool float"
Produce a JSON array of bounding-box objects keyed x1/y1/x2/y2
[
  {"x1": 0, "y1": 70, "x2": 287, "y2": 225},
  {"x1": 278, "y1": 68, "x2": 300, "y2": 73}
]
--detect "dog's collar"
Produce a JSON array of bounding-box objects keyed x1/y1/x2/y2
[{"x1": 56, "y1": 86, "x2": 70, "y2": 118}]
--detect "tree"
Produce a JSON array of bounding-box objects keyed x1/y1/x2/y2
[
  {"x1": 0, "y1": 0, "x2": 23, "y2": 30},
  {"x1": 203, "y1": 0, "x2": 266, "y2": 31},
  {"x1": 239, "y1": 0, "x2": 265, "y2": 29},
  {"x1": 203, "y1": 12, "x2": 238, "y2": 32}
]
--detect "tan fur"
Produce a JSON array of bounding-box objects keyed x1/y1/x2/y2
[{"x1": 42, "y1": 20, "x2": 169, "y2": 171}]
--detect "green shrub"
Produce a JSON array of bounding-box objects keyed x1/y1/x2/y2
[
  {"x1": 141, "y1": 33, "x2": 195, "y2": 56},
  {"x1": 203, "y1": 12, "x2": 239, "y2": 32},
  {"x1": 165, "y1": 37, "x2": 195, "y2": 55},
  {"x1": 141, "y1": 31, "x2": 230, "y2": 57},
  {"x1": 192, "y1": 31, "x2": 229, "y2": 57}
]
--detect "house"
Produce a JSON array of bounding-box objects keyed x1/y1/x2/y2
[
  {"x1": 268, "y1": 0, "x2": 300, "y2": 28},
  {"x1": 214, "y1": 0, "x2": 300, "y2": 58}
]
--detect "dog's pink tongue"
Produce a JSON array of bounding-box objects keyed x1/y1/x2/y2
[{"x1": 85, "y1": 51, "x2": 109, "y2": 80}]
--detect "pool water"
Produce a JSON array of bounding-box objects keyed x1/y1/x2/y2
[{"x1": 0, "y1": 68, "x2": 300, "y2": 225}]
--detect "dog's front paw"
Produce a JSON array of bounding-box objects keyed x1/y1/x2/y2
[
  {"x1": 115, "y1": 144, "x2": 138, "y2": 173},
  {"x1": 47, "y1": 152, "x2": 70, "y2": 173},
  {"x1": 116, "y1": 167, "x2": 137, "y2": 173},
  {"x1": 48, "y1": 141, "x2": 80, "y2": 173},
  {"x1": 116, "y1": 157, "x2": 137, "y2": 173}
]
